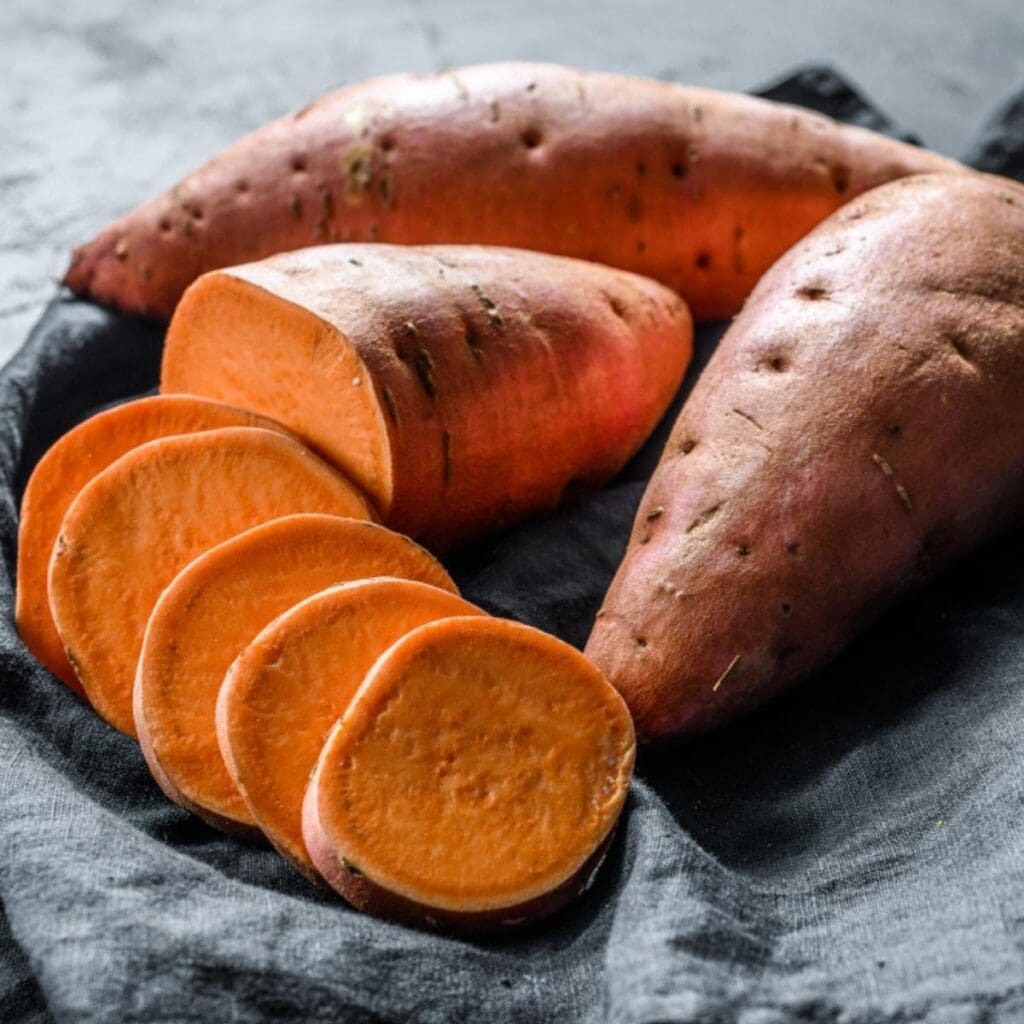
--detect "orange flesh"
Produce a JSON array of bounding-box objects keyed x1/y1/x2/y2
[
  {"x1": 308, "y1": 616, "x2": 635, "y2": 912},
  {"x1": 217, "y1": 578, "x2": 483, "y2": 876},
  {"x1": 161, "y1": 275, "x2": 393, "y2": 518},
  {"x1": 48, "y1": 427, "x2": 374, "y2": 736},
  {"x1": 16, "y1": 395, "x2": 286, "y2": 690},
  {"x1": 134, "y1": 515, "x2": 456, "y2": 834}
]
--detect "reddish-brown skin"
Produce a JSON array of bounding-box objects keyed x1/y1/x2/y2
[
  {"x1": 64, "y1": 62, "x2": 960, "y2": 322},
  {"x1": 587, "y1": 173, "x2": 1024, "y2": 741},
  {"x1": 161, "y1": 244, "x2": 693, "y2": 550},
  {"x1": 301, "y1": 790, "x2": 617, "y2": 935}
]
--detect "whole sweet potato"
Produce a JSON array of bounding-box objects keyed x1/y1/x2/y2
[
  {"x1": 586, "y1": 172, "x2": 1024, "y2": 741},
  {"x1": 64, "y1": 62, "x2": 958, "y2": 321},
  {"x1": 161, "y1": 243, "x2": 692, "y2": 549}
]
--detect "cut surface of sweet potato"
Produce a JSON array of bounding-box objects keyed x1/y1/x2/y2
[
  {"x1": 134, "y1": 515, "x2": 456, "y2": 837},
  {"x1": 218, "y1": 578, "x2": 483, "y2": 878},
  {"x1": 48, "y1": 427, "x2": 374, "y2": 736},
  {"x1": 16, "y1": 395, "x2": 285, "y2": 691},
  {"x1": 160, "y1": 243, "x2": 693, "y2": 549},
  {"x1": 302, "y1": 616, "x2": 635, "y2": 930}
]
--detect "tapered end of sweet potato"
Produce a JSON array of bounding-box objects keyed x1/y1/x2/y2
[{"x1": 62, "y1": 206, "x2": 185, "y2": 319}]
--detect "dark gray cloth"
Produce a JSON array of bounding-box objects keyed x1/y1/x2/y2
[{"x1": 2, "y1": 70, "x2": 1024, "y2": 1024}]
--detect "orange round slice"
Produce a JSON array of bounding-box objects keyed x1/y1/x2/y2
[
  {"x1": 303, "y1": 616, "x2": 635, "y2": 931},
  {"x1": 134, "y1": 514, "x2": 455, "y2": 838},
  {"x1": 48, "y1": 427, "x2": 374, "y2": 735},
  {"x1": 218, "y1": 577, "x2": 483, "y2": 877},
  {"x1": 16, "y1": 394, "x2": 286, "y2": 690}
]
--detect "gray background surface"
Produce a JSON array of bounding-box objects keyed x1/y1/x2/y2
[{"x1": 3, "y1": 0, "x2": 1024, "y2": 358}]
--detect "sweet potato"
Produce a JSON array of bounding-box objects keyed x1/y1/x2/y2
[
  {"x1": 217, "y1": 578, "x2": 483, "y2": 877},
  {"x1": 302, "y1": 615, "x2": 635, "y2": 932},
  {"x1": 134, "y1": 514, "x2": 456, "y2": 837},
  {"x1": 64, "y1": 62, "x2": 959, "y2": 322},
  {"x1": 16, "y1": 395, "x2": 286, "y2": 692},
  {"x1": 586, "y1": 172, "x2": 1024, "y2": 741},
  {"x1": 160, "y1": 244, "x2": 691, "y2": 548},
  {"x1": 48, "y1": 427, "x2": 374, "y2": 736}
]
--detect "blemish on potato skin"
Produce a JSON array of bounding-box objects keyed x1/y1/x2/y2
[
  {"x1": 520, "y1": 127, "x2": 542, "y2": 150},
  {"x1": 413, "y1": 348, "x2": 437, "y2": 397},
  {"x1": 712, "y1": 654, "x2": 740, "y2": 692},
  {"x1": 686, "y1": 503, "x2": 722, "y2": 533},
  {"x1": 872, "y1": 453, "x2": 913, "y2": 512},
  {"x1": 470, "y1": 284, "x2": 504, "y2": 327},
  {"x1": 464, "y1": 324, "x2": 484, "y2": 360},
  {"x1": 831, "y1": 163, "x2": 851, "y2": 195},
  {"x1": 381, "y1": 386, "x2": 399, "y2": 424}
]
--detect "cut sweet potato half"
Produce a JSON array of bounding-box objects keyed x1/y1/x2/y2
[
  {"x1": 134, "y1": 514, "x2": 456, "y2": 838},
  {"x1": 302, "y1": 616, "x2": 635, "y2": 932},
  {"x1": 48, "y1": 427, "x2": 374, "y2": 736},
  {"x1": 217, "y1": 578, "x2": 483, "y2": 878},
  {"x1": 160, "y1": 243, "x2": 693, "y2": 550},
  {"x1": 16, "y1": 395, "x2": 286, "y2": 691}
]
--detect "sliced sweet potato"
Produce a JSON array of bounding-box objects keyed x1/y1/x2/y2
[
  {"x1": 161, "y1": 243, "x2": 692, "y2": 548},
  {"x1": 48, "y1": 427, "x2": 374, "y2": 736},
  {"x1": 217, "y1": 578, "x2": 483, "y2": 877},
  {"x1": 16, "y1": 395, "x2": 287, "y2": 692},
  {"x1": 586, "y1": 172, "x2": 1024, "y2": 740},
  {"x1": 134, "y1": 514, "x2": 456, "y2": 838},
  {"x1": 302, "y1": 616, "x2": 635, "y2": 931},
  {"x1": 64, "y1": 62, "x2": 960, "y2": 322}
]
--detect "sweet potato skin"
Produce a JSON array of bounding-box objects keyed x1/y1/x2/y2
[
  {"x1": 16, "y1": 395, "x2": 286, "y2": 692},
  {"x1": 161, "y1": 244, "x2": 692, "y2": 549},
  {"x1": 587, "y1": 172, "x2": 1024, "y2": 741},
  {"x1": 302, "y1": 793, "x2": 617, "y2": 935},
  {"x1": 64, "y1": 62, "x2": 959, "y2": 322}
]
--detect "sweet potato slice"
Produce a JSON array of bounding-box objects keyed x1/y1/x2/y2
[
  {"x1": 587, "y1": 172, "x2": 1024, "y2": 740},
  {"x1": 217, "y1": 578, "x2": 483, "y2": 876},
  {"x1": 16, "y1": 395, "x2": 286, "y2": 692},
  {"x1": 64, "y1": 62, "x2": 959, "y2": 322},
  {"x1": 48, "y1": 427, "x2": 374, "y2": 736},
  {"x1": 302, "y1": 616, "x2": 635, "y2": 931},
  {"x1": 161, "y1": 243, "x2": 692, "y2": 548},
  {"x1": 134, "y1": 515, "x2": 456, "y2": 838}
]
